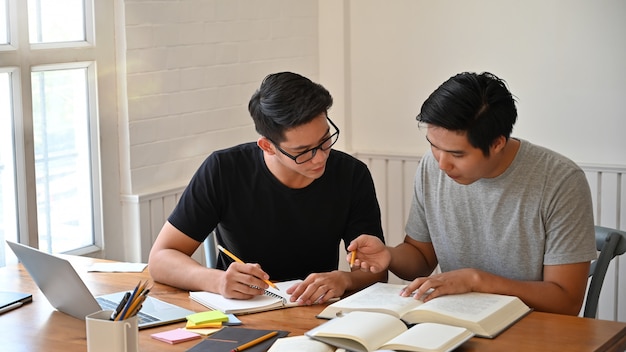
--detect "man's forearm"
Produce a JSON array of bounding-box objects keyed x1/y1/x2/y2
[
  {"x1": 388, "y1": 243, "x2": 435, "y2": 280},
  {"x1": 149, "y1": 249, "x2": 220, "y2": 292},
  {"x1": 344, "y1": 267, "x2": 388, "y2": 292}
]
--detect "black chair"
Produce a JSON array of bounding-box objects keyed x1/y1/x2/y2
[{"x1": 583, "y1": 225, "x2": 626, "y2": 318}]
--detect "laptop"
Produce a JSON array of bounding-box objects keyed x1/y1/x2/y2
[{"x1": 7, "y1": 240, "x2": 195, "y2": 329}]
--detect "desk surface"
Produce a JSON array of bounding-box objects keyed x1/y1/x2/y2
[{"x1": 1, "y1": 255, "x2": 625, "y2": 352}]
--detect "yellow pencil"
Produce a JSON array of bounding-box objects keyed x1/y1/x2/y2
[
  {"x1": 115, "y1": 280, "x2": 145, "y2": 321},
  {"x1": 350, "y1": 250, "x2": 356, "y2": 267},
  {"x1": 217, "y1": 245, "x2": 279, "y2": 290},
  {"x1": 118, "y1": 281, "x2": 150, "y2": 320},
  {"x1": 230, "y1": 330, "x2": 278, "y2": 352}
]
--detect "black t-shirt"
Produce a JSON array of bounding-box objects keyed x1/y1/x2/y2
[{"x1": 168, "y1": 142, "x2": 384, "y2": 281}]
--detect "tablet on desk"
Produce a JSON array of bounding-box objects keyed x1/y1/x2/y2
[{"x1": 0, "y1": 291, "x2": 32, "y2": 314}]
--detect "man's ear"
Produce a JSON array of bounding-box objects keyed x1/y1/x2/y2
[
  {"x1": 491, "y1": 135, "x2": 507, "y2": 154},
  {"x1": 257, "y1": 137, "x2": 276, "y2": 155}
]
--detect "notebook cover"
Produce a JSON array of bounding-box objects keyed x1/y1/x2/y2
[
  {"x1": 186, "y1": 327, "x2": 289, "y2": 352},
  {"x1": 0, "y1": 291, "x2": 33, "y2": 309}
]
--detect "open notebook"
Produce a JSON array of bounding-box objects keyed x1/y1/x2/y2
[{"x1": 190, "y1": 279, "x2": 303, "y2": 314}]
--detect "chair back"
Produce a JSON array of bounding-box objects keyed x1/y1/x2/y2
[
  {"x1": 584, "y1": 225, "x2": 626, "y2": 318},
  {"x1": 203, "y1": 230, "x2": 218, "y2": 269}
]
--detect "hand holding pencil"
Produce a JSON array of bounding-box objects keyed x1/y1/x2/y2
[
  {"x1": 346, "y1": 234, "x2": 391, "y2": 274},
  {"x1": 217, "y1": 245, "x2": 279, "y2": 291}
]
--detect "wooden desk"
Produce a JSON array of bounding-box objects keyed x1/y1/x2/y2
[{"x1": 1, "y1": 255, "x2": 625, "y2": 352}]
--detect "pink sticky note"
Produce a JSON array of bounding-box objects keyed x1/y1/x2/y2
[{"x1": 151, "y1": 328, "x2": 202, "y2": 344}]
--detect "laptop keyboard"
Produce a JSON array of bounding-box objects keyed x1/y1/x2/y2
[{"x1": 96, "y1": 297, "x2": 159, "y2": 324}]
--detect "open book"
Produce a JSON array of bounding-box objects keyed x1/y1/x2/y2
[
  {"x1": 189, "y1": 279, "x2": 302, "y2": 315},
  {"x1": 306, "y1": 311, "x2": 474, "y2": 352},
  {"x1": 317, "y1": 282, "x2": 531, "y2": 338},
  {"x1": 268, "y1": 335, "x2": 340, "y2": 352}
]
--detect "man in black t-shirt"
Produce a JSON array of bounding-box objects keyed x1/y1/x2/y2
[{"x1": 148, "y1": 72, "x2": 386, "y2": 305}]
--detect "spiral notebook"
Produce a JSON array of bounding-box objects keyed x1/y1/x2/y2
[{"x1": 189, "y1": 279, "x2": 302, "y2": 315}]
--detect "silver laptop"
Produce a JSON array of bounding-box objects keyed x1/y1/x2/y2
[{"x1": 7, "y1": 240, "x2": 194, "y2": 329}]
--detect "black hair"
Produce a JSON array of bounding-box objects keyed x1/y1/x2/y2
[
  {"x1": 417, "y1": 72, "x2": 517, "y2": 156},
  {"x1": 248, "y1": 72, "x2": 333, "y2": 143}
]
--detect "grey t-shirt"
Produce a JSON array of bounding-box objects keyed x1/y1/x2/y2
[{"x1": 406, "y1": 139, "x2": 597, "y2": 281}]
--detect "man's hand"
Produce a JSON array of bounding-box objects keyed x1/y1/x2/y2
[
  {"x1": 346, "y1": 234, "x2": 391, "y2": 273},
  {"x1": 284, "y1": 271, "x2": 348, "y2": 305},
  {"x1": 217, "y1": 262, "x2": 273, "y2": 299},
  {"x1": 402, "y1": 268, "x2": 479, "y2": 302}
]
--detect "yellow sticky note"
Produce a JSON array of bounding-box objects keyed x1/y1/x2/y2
[
  {"x1": 186, "y1": 310, "x2": 229, "y2": 324},
  {"x1": 186, "y1": 320, "x2": 223, "y2": 329},
  {"x1": 183, "y1": 327, "x2": 223, "y2": 336}
]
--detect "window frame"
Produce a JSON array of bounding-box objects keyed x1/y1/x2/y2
[{"x1": 0, "y1": 0, "x2": 119, "y2": 258}]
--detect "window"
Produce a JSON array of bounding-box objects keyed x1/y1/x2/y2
[
  {"x1": 31, "y1": 63, "x2": 99, "y2": 253},
  {"x1": 27, "y1": 0, "x2": 85, "y2": 44},
  {"x1": 0, "y1": 0, "x2": 115, "y2": 266},
  {"x1": 0, "y1": 69, "x2": 19, "y2": 266}
]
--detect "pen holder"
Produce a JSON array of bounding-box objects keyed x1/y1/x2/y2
[{"x1": 86, "y1": 310, "x2": 139, "y2": 352}]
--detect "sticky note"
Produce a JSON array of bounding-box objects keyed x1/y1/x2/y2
[
  {"x1": 186, "y1": 310, "x2": 229, "y2": 324},
  {"x1": 183, "y1": 326, "x2": 223, "y2": 336},
  {"x1": 151, "y1": 329, "x2": 201, "y2": 344},
  {"x1": 186, "y1": 320, "x2": 223, "y2": 329}
]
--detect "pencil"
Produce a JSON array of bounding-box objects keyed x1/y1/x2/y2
[
  {"x1": 230, "y1": 331, "x2": 278, "y2": 352},
  {"x1": 126, "y1": 288, "x2": 150, "y2": 319},
  {"x1": 117, "y1": 280, "x2": 151, "y2": 320},
  {"x1": 217, "y1": 245, "x2": 279, "y2": 290},
  {"x1": 350, "y1": 250, "x2": 356, "y2": 267},
  {"x1": 115, "y1": 280, "x2": 143, "y2": 321}
]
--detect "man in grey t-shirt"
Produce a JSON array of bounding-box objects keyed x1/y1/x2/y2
[{"x1": 348, "y1": 72, "x2": 596, "y2": 315}]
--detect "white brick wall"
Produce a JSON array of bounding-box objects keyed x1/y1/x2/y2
[{"x1": 121, "y1": 0, "x2": 320, "y2": 194}]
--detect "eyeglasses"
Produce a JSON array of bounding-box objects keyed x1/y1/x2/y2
[{"x1": 270, "y1": 117, "x2": 340, "y2": 164}]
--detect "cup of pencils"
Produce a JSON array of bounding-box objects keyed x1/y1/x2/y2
[
  {"x1": 86, "y1": 310, "x2": 138, "y2": 352},
  {"x1": 85, "y1": 280, "x2": 150, "y2": 352}
]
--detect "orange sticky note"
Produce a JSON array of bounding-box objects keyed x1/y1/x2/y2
[{"x1": 186, "y1": 320, "x2": 223, "y2": 329}]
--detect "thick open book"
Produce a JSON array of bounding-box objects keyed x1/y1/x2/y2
[
  {"x1": 317, "y1": 282, "x2": 531, "y2": 338},
  {"x1": 306, "y1": 311, "x2": 474, "y2": 352},
  {"x1": 189, "y1": 279, "x2": 301, "y2": 315}
]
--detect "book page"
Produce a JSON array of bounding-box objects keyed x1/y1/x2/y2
[
  {"x1": 409, "y1": 292, "x2": 515, "y2": 322},
  {"x1": 307, "y1": 311, "x2": 407, "y2": 352},
  {"x1": 318, "y1": 282, "x2": 421, "y2": 319},
  {"x1": 380, "y1": 323, "x2": 473, "y2": 352},
  {"x1": 402, "y1": 292, "x2": 530, "y2": 338},
  {"x1": 268, "y1": 335, "x2": 336, "y2": 352},
  {"x1": 317, "y1": 283, "x2": 529, "y2": 339}
]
